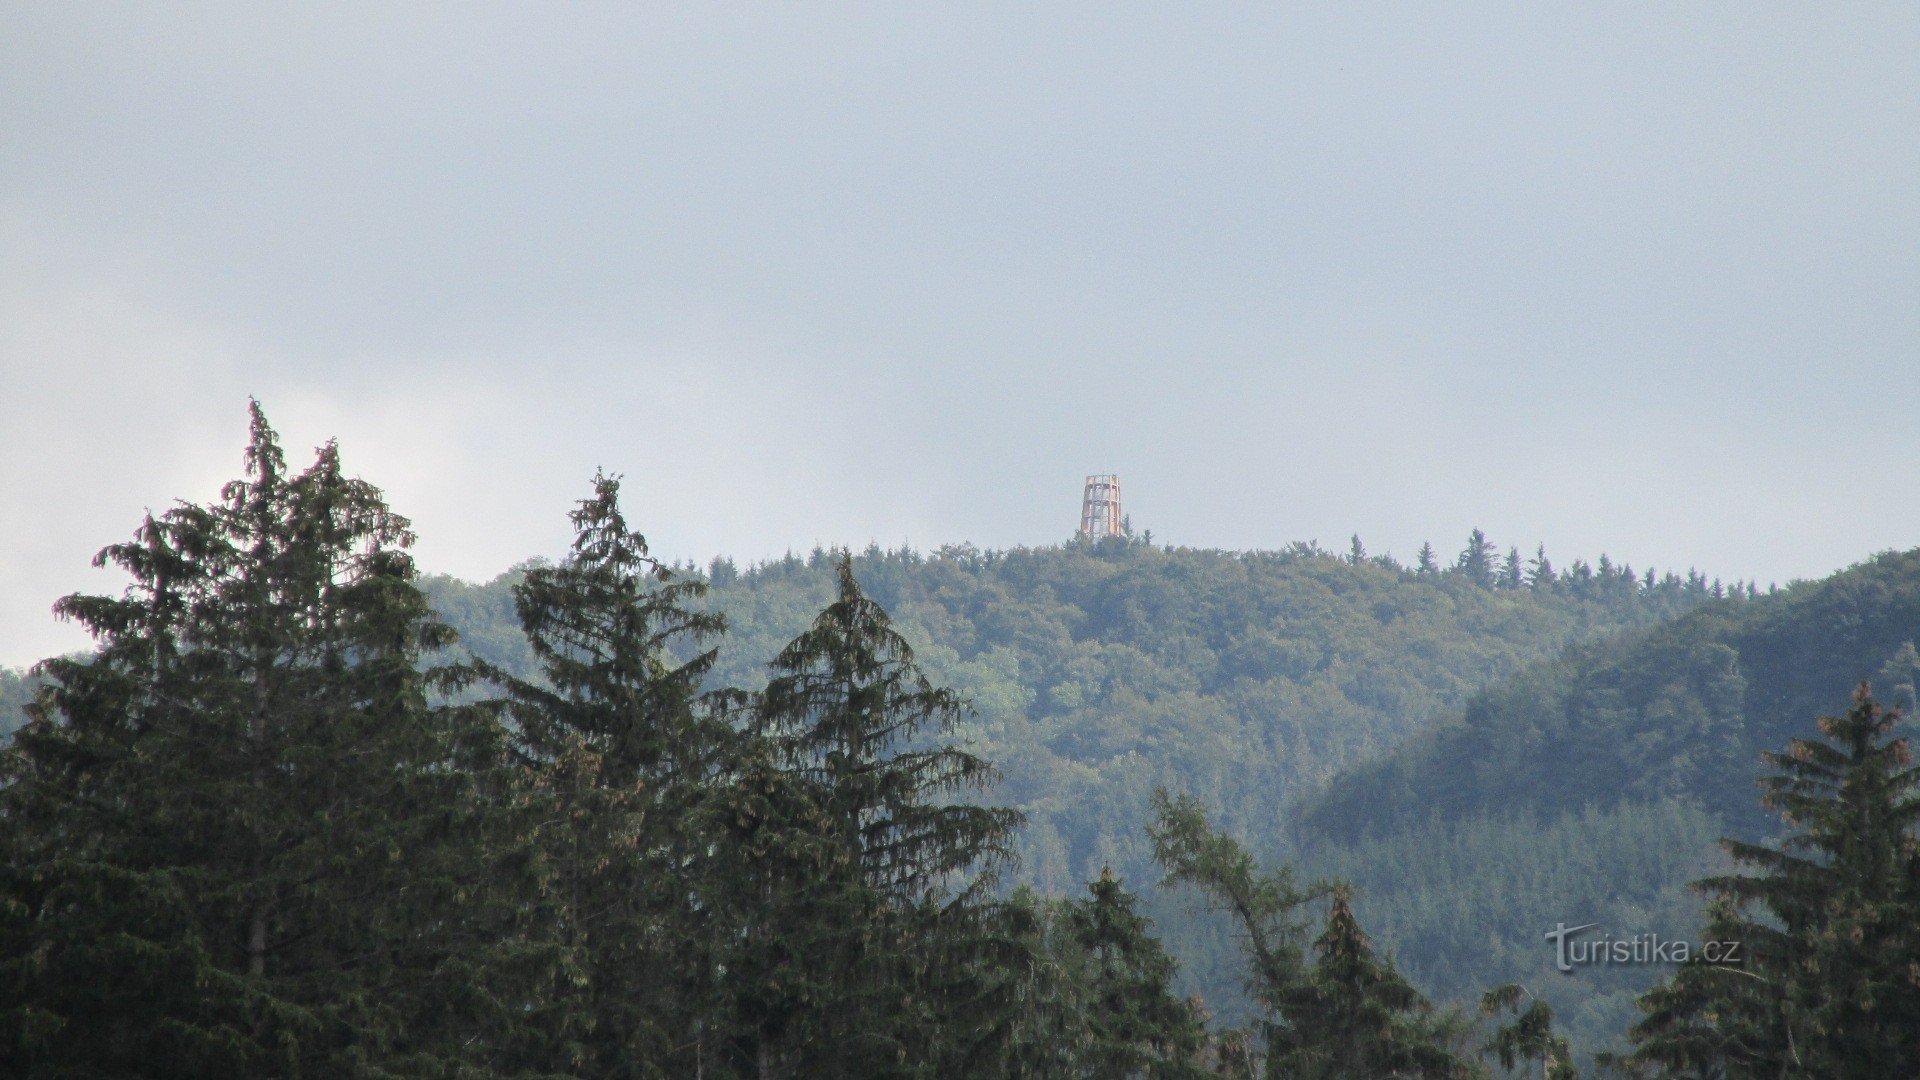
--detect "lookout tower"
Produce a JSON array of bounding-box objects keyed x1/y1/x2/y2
[{"x1": 1078, "y1": 474, "x2": 1124, "y2": 540}]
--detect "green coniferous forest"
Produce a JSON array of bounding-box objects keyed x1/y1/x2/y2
[
  {"x1": 1294, "y1": 548, "x2": 1920, "y2": 1056},
  {"x1": 5, "y1": 408, "x2": 1920, "y2": 1076}
]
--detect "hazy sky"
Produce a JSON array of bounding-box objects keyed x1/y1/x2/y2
[{"x1": 3, "y1": 5, "x2": 1917, "y2": 666}]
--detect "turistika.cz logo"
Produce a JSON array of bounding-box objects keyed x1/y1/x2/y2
[{"x1": 1544, "y1": 922, "x2": 1742, "y2": 973}]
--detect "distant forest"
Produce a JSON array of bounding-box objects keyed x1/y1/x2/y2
[
  {"x1": 425, "y1": 523, "x2": 1724, "y2": 901},
  {"x1": 4, "y1": 407, "x2": 1918, "y2": 1076}
]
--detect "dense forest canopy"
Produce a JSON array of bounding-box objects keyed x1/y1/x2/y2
[
  {"x1": 1304, "y1": 548, "x2": 1920, "y2": 844},
  {"x1": 1293, "y1": 548, "x2": 1920, "y2": 1058},
  {"x1": 425, "y1": 533, "x2": 1721, "y2": 898},
  {"x1": 416, "y1": 528, "x2": 1737, "y2": 1046}
]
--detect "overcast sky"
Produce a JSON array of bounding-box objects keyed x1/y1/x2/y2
[{"x1": 3, "y1": 5, "x2": 1917, "y2": 666}]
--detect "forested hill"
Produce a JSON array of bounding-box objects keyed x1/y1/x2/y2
[
  {"x1": 1302, "y1": 546, "x2": 1920, "y2": 846},
  {"x1": 1287, "y1": 546, "x2": 1920, "y2": 1058},
  {"x1": 424, "y1": 533, "x2": 1722, "y2": 893}
]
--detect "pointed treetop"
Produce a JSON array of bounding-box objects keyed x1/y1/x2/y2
[{"x1": 242, "y1": 398, "x2": 286, "y2": 485}]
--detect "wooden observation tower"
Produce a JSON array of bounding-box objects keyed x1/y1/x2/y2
[{"x1": 1078, "y1": 474, "x2": 1124, "y2": 540}]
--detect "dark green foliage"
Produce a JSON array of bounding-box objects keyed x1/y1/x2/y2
[
  {"x1": 744, "y1": 556, "x2": 1023, "y2": 1077},
  {"x1": 426, "y1": 535, "x2": 1709, "y2": 1031},
  {"x1": 475, "y1": 471, "x2": 732, "y2": 1076},
  {"x1": 19, "y1": 400, "x2": 1866, "y2": 1076},
  {"x1": 1069, "y1": 869, "x2": 1210, "y2": 1078},
  {"x1": 756, "y1": 557, "x2": 1015, "y2": 907},
  {"x1": 433, "y1": 535, "x2": 1704, "y2": 905},
  {"x1": 1304, "y1": 550, "x2": 1920, "y2": 842},
  {"x1": 1299, "y1": 799, "x2": 1724, "y2": 1062},
  {"x1": 1457, "y1": 529, "x2": 1497, "y2": 590},
  {"x1": 707, "y1": 736, "x2": 841, "y2": 1078},
  {"x1": 0, "y1": 403, "x2": 528, "y2": 1078},
  {"x1": 1480, "y1": 986, "x2": 1575, "y2": 1079},
  {"x1": 1501, "y1": 549, "x2": 1524, "y2": 591},
  {"x1": 1150, "y1": 791, "x2": 1319, "y2": 1034},
  {"x1": 1417, "y1": 543, "x2": 1441, "y2": 575},
  {"x1": 986, "y1": 872, "x2": 1211, "y2": 1079},
  {"x1": 1621, "y1": 686, "x2": 1920, "y2": 1078},
  {"x1": 1298, "y1": 550, "x2": 1920, "y2": 1062},
  {"x1": 1150, "y1": 794, "x2": 1472, "y2": 1078},
  {"x1": 1269, "y1": 884, "x2": 1473, "y2": 1078},
  {"x1": 1528, "y1": 545, "x2": 1556, "y2": 590}
]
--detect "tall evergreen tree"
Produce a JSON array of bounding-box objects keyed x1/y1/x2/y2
[
  {"x1": 1069, "y1": 869, "x2": 1209, "y2": 1079},
  {"x1": 1151, "y1": 795, "x2": 1480, "y2": 1079},
  {"x1": 478, "y1": 471, "x2": 732, "y2": 1077},
  {"x1": 1267, "y1": 884, "x2": 1471, "y2": 1079},
  {"x1": 986, "y1": 871, "x2": 1209, "y2": 1079},
  {"x1": 749, "y1": 555, "x2": 1021, "y2": 1077},
  {"x1": 0, "y1": 403, "x2": 527, "y2": 1078},
  {"x1": 1416, "y1": 543, "x2": 1440, "y2": 576},
  {"x1": 708, "y1": 732, "x2": 843, "y2": 1079},
  {"x1": 1457, "y1": 529, "x2": 1497, "y2": 589},
  {"x1": 1501, "y1": 548, "x2": 1525, "y2": 591},
  {"x1": 1623, "y1": 684, "x2": 1920, "y2": 1078},
  {"x1": 1527, "y1": 544, "x2": 1556, "y2": 590}
]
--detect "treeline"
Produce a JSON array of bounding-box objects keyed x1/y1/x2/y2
[
  {"x1": 0, "y1": 407, "x2": 1216, "y2": 1077},
  {"x1": 7, "y1": 408, "x2": 1917, "y2": 1076},
  {"x1": 1354, "y1": 528, "x2": 1759, "y2": 604},
  {"x1": 426, "y1": 515, "x2": 1716, "y2": 915},
  {"x1": 1282, "y1": 546, "x2": 1920, "y2": 1059},
  {"x1": 1303, "y1": 547, "x2": 1920, "y2": 847},
  {"x1": 421, "y1": 511, "x2": 1724, "y2": 1034}
]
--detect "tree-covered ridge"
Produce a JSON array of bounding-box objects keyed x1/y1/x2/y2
[
  {"x1": 1302, "y1": 547, "x2": 1920, "y2": 845},
  {"x1": 1284, "y1": 546, "x2": 1920, "y2": 1062},
  {"x1": 426, "y1": 533, "x2": 1721, "y2": 897}
]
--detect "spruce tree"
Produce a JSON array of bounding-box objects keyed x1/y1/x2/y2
[
  {"x1": 1456, "y1": 529, "x2": 1497, "y2": 589},
  {"x1": 1527, "y1": 545, "x2": 1556, "y2": 590},
  {"x1": 1268, "y1": 884, "x2": 1470, "y2": 1079},
  {"x1": 1501, "y1": 547, "x2": 1525, "y2": 591},
  {"x1": 478, "y1": 471, "x2": 733, "y2": 1077},
  {"x1": 1624, "y1": 684, "x2": 1920, "y2": 1077},
  {"x1": 0, "y1": 403, "x2": 527, "y2": 1078},
  {"x1": 705, "y1": 730, "x2": 842, "y2": 1079},
  {"x1": 1150, "y1": 795, "x2": 1479, "y2": 1079},
  {"x1": 749, "y1": 555, "x2": 1021, "y2": 1077},
  {"x1": 984, "y1": 872, "x2": 1208, "y2": 1079},
  {"x1": 1416, "y1": 543, "x2": 1440, "y2": 576},
  {"x1": 983, "y1": 890, "x2": 1081, "y2": 1079},
  {"x1": 1070, "y1": 868, "x2": 1209, "y2": 1079}
]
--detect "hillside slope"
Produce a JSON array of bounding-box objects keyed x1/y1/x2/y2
[
  {"x1": 1304, "y1": 547, "x2": 1920, "y2": 844},
  {"x1": 1294, "y1": 547, "x2": 1920, "y2": 1058},
  {"x1": 425, "y1": 535, "x2": 1716, "y2": 896}
]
